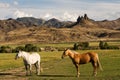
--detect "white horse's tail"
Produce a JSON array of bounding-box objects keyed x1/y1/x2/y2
[{"x1": 96, "y1": 54, "x2": 103, "y2": 71}]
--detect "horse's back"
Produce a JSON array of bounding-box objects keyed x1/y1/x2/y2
[
  {"x1": 87, "y1": 52, "x2": 98, "y2": 58},
  {"x1": 78, "y1": 52, "x2": 98, "y2": 64},
  {"x1": 31, "y1": 52, "x2": 40, "y2": 56},
  {"x1": 29, "y1": 53, "x2": 40, "y2": 64},
  {"x1": 86, "y1": 52, "x2": 99, "y2": 62},
  {"x1": 31, "y1": 53, "x2": 40, "y2": 59},
  {"x1": 79, "y1": 53, "x2": 91, "y2": 64}
]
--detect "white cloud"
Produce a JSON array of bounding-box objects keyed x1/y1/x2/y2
[
  {"x1": 14, "y1": 1, "x2": 18, "y2": 5},
  {"x1": 0, "y1": 0, "x2": 120, "y2": 21},
  {"x1": 43, "y1": 13, "x2": 58, "y2": 20},
  {"x1": 73, "y1": 2, "x2": 120, "y2": 20},
  {"x1": 13, "y1": 10, "x2": 33, "y2": 18},
  {"x1": 105, "y1": 12, "x2": 120, "y2": 20},
  {"x1": 44, "y1": 13, "x2": 52, "y2": 19},
  {"x1": 0, "y1": 3, "x2": 10, "y2": 8},
  {"x1": 62, "y1": 12, "x2": 78, "y2": 21},
  {"x1": 41, "y1": 11, "x2": 78, "y2": 21}
]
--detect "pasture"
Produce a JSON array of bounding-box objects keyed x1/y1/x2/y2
[{"x1": 0, "y1": 50, "x2": 120, "y2": 80}]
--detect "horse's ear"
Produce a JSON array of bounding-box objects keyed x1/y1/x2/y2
[
  {"x1": 64, "y1": 48, "x2": 67, "y2": 50},
  {"x1": 64, "y1": 48, "x2": 69, "y2": 51},
  {"x1": 19, "y1": 50, "x2": 22, "y2": 52}
]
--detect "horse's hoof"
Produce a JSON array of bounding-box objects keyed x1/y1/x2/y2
[
  {"x1": 92, "y1": 74, "x2": 97, "y2": 77},
  {"x1": 78, "y1": 73, "x2": 80, "y2": 77},
  {"x1": 77, "y1": 73, "x2": 80, "y2": 77}
]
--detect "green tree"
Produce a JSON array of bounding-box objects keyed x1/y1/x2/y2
[
  {"x1": 104, "y1": 42, "x2": 108, "y2": 49},
  {"x1": 99, "y1": 41, "x2": 109, "y2": 49},
  {"x1": 73, "y1": 43, "x2": 79, "y2": 50},
  {"x1": 99, "y1": 41, "x2": 105, "y2": 49},
  {"x1": 78, "y1": 42, "x2": 89, "y2": 50},
  {"x1": 0, "y1": 46, "x2": 12, "y2": 53},
  {"x1": 13, "y1": 46, "x2": 25, "y2": 53},
  {"x1": 25, "y1": 44, "x2": 39, "y2": 52}
]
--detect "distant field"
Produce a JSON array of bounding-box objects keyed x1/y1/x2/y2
[
  {"x1": 5, "y1": 41, "x2": 120, "y2": 50},
  {"x1": 0, "y1": 50, "x2": 120, "y2": 80},
  {"x1": 89, "y1": 41, "x2": 120, "y2": 47}
]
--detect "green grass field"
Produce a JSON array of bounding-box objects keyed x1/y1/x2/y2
[{"x1": 0, "y1": 50, "x2": 120, "y2": 80}]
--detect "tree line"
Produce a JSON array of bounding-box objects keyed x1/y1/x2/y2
[
  {"x1": 0, "y1": 44, "x2": 40, "y2": 53},
  {"x1": 73, "y1": 41, "x2": 119, "y2": 50},
  {"x1": 0, "y1": 41, "x2": 119, "y2": 53}
]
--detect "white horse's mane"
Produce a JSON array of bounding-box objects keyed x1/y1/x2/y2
[
  {"x1": 20, "y1": 51, "x2": 35, "y2": 55},
  {"x1": 21, "y1": 51, "x2": 29, "y2": 53}
]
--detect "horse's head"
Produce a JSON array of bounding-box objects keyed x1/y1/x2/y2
[
  {"x1": 61, "y1": 49, "x2": 70, "y2": 59},
  {"x1": 15, "y1": 51, "x2": 22, "y2": 60}
]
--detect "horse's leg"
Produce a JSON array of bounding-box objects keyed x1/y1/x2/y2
[
  {"x1": 74, "y1": 64, "x2": 80, "y2": 77},
  {"x1": 34, "y1": 61, "x2": 40, "y2": 75},
  {"x1": 92, "y1": 62, "x2": 97, "y2": 76},
  {"x1": 37, "y1": 61, "x2": 40, "y2": 75},
  {"x1": 34, "y1": 63, "x2": 38, "y2": 74},
  {"x1": 25, "y1": 64, "x2": 29, "y2": 76},
  {"x1": 29, "y1": 64, "x2": 32, "y2": 75}
]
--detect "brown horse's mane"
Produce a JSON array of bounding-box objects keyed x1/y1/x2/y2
[{"x1": 71, "y1": 50, "x2": 79, "y2": 54}]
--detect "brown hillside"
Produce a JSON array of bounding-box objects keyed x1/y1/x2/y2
[
  {"x1": 0, "y1": 26, "x2": 119, "y2": 45},
  {"x1": 0, "y1": 14, "x2": 120, "y2": 44}
]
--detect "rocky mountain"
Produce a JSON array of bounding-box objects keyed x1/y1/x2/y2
[
  {"x1": 74, "y1": 14, "x2": 120, "y2": 30},
  {"x1": 96, "y1": 18, "x2": 120, "y2": 30},
  {"x1": 16, "y1": 17, "x2": 73, "y2": 28},
  {"x1": 0, "y1": 18, "x2": 26, "y2": 31},
  {"x1": 16, "y1": 17, "x2": 45, "y2": 27},
  {"x1": 43, "y1": 18, "x2": 65, "y2": 27},
  {"x1": 0, "y1": 14, "x2": 120, "y2": 44},
  {"x1": 0, "y1": 14, "x2": 120, "y2": 30}
]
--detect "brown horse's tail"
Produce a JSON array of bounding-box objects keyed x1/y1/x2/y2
[{"x1": 96, "y1": 54, "x2": 103, "y2": 71}]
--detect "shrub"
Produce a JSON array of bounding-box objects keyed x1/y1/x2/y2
[
  {"x1": 12, "y1": 46, "x2": 25, "y2": 53},
  {"x1": 0, "y1": 46, "x2": 12, "y2": 53},
  {"x1": 73, "y1": 43, "x2": 79, "y2": 50},
  {"x1": 78, "y1": 42, "x2": 89, "y2": 50},
  {"x1": 99, "y1": 41, "x2": 119, "y2": 49},
  {"x1": 13, "y1": 44, "x2": 40, "y2": 53},
  {"x1": 99, "y1": 41, "x2": 109, "y2": 49},
  {"x1": 24, "y1": 44, "x2": 39, "y2": 52},
  {"x1": 99, "y1": 41, "x2": 105, "y2": 49},
  {"x1": 107, "y1": 46, "x2": 119, "y2": 49},
  {"x1": 73, "y1": 42, "x2": 89, "y2": 50},
  {"x1": 79, "y1": 42, "x2": 89, "y2": 48}
]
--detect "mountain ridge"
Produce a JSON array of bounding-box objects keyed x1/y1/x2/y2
[
  {"x1": 0, "y1": 14, "x2": 120, "y2": 30},
  {"x1": 0, "y1": 14, "x2": 120, "y2": 44}
]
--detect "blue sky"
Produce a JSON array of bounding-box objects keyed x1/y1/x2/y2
[{"x1": 0, "y1": 0, "x2": 120, "y2": 21}]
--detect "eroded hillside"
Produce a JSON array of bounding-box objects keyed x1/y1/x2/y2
[{"x1": 0, "y1": 14, "x2": 120, "y2": 44}]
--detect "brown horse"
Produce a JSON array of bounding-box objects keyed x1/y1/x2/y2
[{"x1": 61, "y1": 49, "x2": 103, "y2": 77}]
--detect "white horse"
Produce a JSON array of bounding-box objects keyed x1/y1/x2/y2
[{"x1": 15, "y1": 51, "x2": 41, "y2": 75}]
